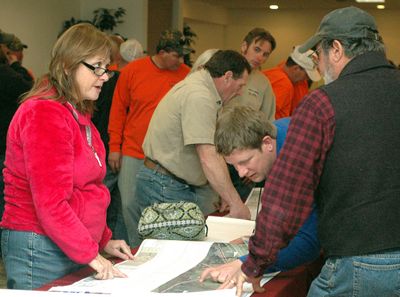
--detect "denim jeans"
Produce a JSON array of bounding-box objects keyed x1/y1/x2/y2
[
  {"x1": 136, "y1": 165, "x2": 198, "y2": 209},
  {"x1": 103, "y1": 165, "x2": 128, "y2": 243},
  {"x1": 117, "y1": 156, "x2": 144, "y2": 247},
  {"x1": 1, "y1": 229, "x2": 83, "y2": 290},
  {"x1": 307, "y1": 249, "x2": 400, "y2": 297}
]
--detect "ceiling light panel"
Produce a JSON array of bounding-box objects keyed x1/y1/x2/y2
[{"x1": 355, "y1": 0, "x2": 385, "y2": 3}]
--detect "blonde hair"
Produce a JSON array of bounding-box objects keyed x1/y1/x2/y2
[
  {"x1": 215, "y1": 106, "x2": 277, "y2": 156},
  {"x1": 23, "y1": 23, "x2": 112, "y2": 114}
]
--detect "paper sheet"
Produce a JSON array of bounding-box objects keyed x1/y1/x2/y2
[
  {"x1": 50, "y1": 239, "x2": 278, "y2": 297},
  {"x1": 205, "y1": 216, "x2": 255, "y2": 242}
]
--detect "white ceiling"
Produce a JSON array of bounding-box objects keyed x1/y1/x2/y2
[{"x1": 197, "y1": 0, "x2": 400, "y2": 10}]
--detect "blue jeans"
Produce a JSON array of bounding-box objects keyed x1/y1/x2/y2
[
  {"x1": 103, "y1": 165, "x2": 128, "y2": 243},
  {"x1": 136, "y1": 165, "x2": 198, "y2": 209},
  {"x1": 307, "y1": 249, "x2": 400, "y2": 297},
  {"x1": 118, "y1": 156, "x2": 144, "y2": 247},
  {"x1": 1, "y1": 229, "x2": 83, "y2": 290}
]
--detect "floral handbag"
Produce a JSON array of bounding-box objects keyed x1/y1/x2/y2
[{"x1": 138, "y1": 201, "x2": 207, "y2": 241}]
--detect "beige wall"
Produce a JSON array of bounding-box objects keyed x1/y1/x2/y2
[
  {"x1": 183, "y1": 0, "x2": 228, "y2": 62},
  {"x1": 185, "y1": 20, "x2": 226, "y2": 60},
  {"x1": 372, "y1": 10, "x2": 400, "y2": 64},
  {"x1": 147, "y1": 0, "x2": 173, "y2": 55},
  {"x1": 0, "y1": 0, "x2": 80, "y2": 76},
  {"x1": 81, "y1": 0, "x2": 148, "y2": 49},
  {"x1": 1, "y1": 0, "x2": 399, "y2": 77},
  {"x1": 0, "y1": 0, "x2": 148, "y2": 77},
  {"x1": 183, "y1": 1, "x2": 400, "y2": 69}
]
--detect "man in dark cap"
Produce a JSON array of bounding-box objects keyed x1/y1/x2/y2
[
  {"x1": 108, "y1": 29, "x2": 190, "y2": 247},
  {"x1": 7, "y1": 35, "x2": 28, "y2": 62},
  {"x1": 0, "y1": 32, "x2": 33, "y2": 81},
  {"x1": 0, "y1": 30, "x2": 14, "y2": 46},
  {"x1": 219, "y1": 6, "x2": 400, "y2": 297}
]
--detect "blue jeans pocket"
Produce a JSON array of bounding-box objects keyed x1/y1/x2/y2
[
  {"x1": 353, "y1": 253, "x2": 400, "y2": 297},
  {"x1": 308, "y1": 252, "x2": 400, "y2": 297}
]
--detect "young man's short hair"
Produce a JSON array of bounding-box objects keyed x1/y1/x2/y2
[{"x1": 215, "y1": 106, "x2": 277, "y2": 156}]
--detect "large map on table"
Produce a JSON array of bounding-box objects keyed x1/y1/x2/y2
[{"x1": 50, "y1": 239, "x2": 278, "y2": 297}]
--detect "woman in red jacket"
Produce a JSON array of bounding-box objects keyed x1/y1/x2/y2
[{"x1": 0, "y1": 23, "x2": 133, "y2": 290}]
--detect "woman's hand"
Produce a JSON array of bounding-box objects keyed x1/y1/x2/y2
[
  {"x1": 88, "y1": 253, "x2": 127, "y2": 280},
  {"x1": 104, "y1": 239, "x2": 134, "y2": 261},
  {"x1": 88, "y1": 240, "x2": 134, "y2": 280}
]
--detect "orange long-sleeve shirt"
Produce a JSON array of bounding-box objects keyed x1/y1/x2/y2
[
  {"x1": 263, "y1": 67, "x2": 293, "y2": 119},
  {"x1": 108, "y1": 56, "x2": 189, "y2": 159}
]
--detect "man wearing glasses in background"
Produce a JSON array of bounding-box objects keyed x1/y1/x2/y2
[{"x1": 221, "y1": 6, "x2": 400, "y2": 297}]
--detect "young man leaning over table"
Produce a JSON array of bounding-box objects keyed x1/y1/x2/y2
[{"x1": 200, "y1": 106, "x2": 320, "y2": 288}]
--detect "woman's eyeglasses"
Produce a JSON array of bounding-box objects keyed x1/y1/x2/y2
[{"x1": 81, "y1": 61, "x2": 115, "y2": 78}]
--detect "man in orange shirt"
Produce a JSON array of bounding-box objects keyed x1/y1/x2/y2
[
  {"x1": 263, "y1": 46, "x2": 320, "y2": 119},
  {"x1": 108, "y1": 30, "x2": 190, "y2": 246}
]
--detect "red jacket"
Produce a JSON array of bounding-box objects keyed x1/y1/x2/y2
[{"x1": 1, "y1": 97, "x2": 112, "y2": 264}]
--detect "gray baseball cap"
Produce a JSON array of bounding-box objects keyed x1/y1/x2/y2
[
  {"x1": 0, "y1": 32, "x2": 14, "y2": 45},
  {"x1": 7, "y1": 35, "x2": 28, "y2": 51},
  {"x1": 299, "y1": 6, "x2": 380, "y2": 53}
]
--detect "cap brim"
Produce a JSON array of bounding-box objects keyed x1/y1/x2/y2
[
  {"x1": 305, "y1": 68, "x2": 321, "y2": 82},
  {"x1": 298, "y1": 35, "x2": 322, "y2": 53}
]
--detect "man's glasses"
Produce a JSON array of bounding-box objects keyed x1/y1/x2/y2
[
  {"x1": 308, "y1": 47, "x2": 322, "y2": 66},
  {"x1": 81, "y1": 61, "x2": 115, "y2": 78}
]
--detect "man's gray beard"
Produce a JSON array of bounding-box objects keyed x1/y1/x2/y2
[
  {"x1": 323, "y1": 74, "x2": 334, "y2": 85},
  {"x1": 322, "y1": 59, "x2": 335, "y2": 85}
]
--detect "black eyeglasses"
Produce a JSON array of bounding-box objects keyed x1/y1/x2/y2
[
  {"x1": 308, "y1": 47, "x2": 322, "y2": 66},
  {"x1": 81, "y1": 61, "x2": 114, "y2": 78}
]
